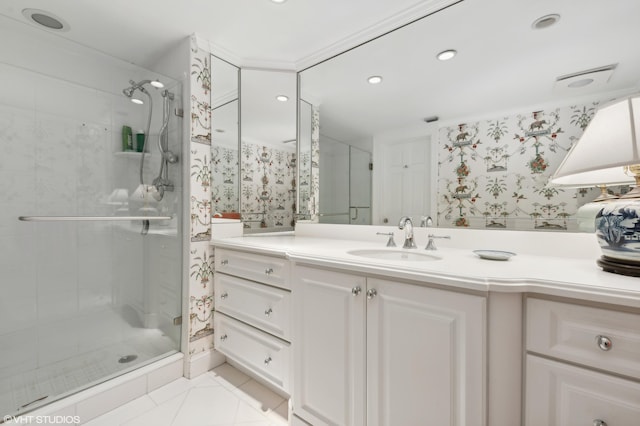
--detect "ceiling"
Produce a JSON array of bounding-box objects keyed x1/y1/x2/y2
[{"x1": 0, "y1": 0, "x2": 454, "y2": 70}]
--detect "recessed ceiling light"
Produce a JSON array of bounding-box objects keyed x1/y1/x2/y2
[
  {"x1": 271, "y1": 0, "x2": 287, "y2": 3},
  {"x1": 367, "y1": 76, "x2": 383, "y2": 84},
  {"x1": 532, "y1": 14, "x2": 560, "y2": 30},
  {"x1": 437, "y1": 50, "x2": 457, "y2": 61},
  {"x1": 276, "y1": 95, "x2": 289, "y2": 102},
  {"x1": 22, "y1": 8, "x2": 69, "y2": 32}
]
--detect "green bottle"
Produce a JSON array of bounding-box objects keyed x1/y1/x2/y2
[{"x1": 122, "y1": 126, "x2": 133, "y2": 151}]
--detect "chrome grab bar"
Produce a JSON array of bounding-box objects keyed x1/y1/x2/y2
[
  {"x1": 318, "y1": 212, "x2": 350, "y2": 217},
  {"x1": 19, "y1": 216, "x2": 172, "y2": 222}
]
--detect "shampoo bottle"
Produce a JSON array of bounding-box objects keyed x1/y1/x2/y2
[{"x1": 122, "y1": 126, "x2": 133, "y2": 151}]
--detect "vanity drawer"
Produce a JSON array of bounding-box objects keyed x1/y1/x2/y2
[
  {"x1": 526, "y1": 297, "x2": 640, "y2": 379},
  {"x1": 525, "y1": 354, "x2": 640, "y2": 426},
  {"x1": 215, "y1": 248, "x2": 289, "y2": 290},
  {"x1": 214, "y1": 273, "x2": 291, "y2": 341},
  {"x1": 214, "y1": 313, "x2": 290, "y2": 393}
]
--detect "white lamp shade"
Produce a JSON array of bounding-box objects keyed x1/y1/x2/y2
[{"x1": 550, "y1": 95, "x2": 640, "y2": 186}]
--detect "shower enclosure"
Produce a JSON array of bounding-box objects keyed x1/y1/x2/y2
[{"x1": 0, "y1": 17, "x2": 183, "y2": 419}]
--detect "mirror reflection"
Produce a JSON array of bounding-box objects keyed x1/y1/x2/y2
[
  {"x1": 240, "y1": 69, "x2": 297, "y2": 232},
  {"x1": 210, "y1": 55, "x2": 240, "y2": 217},
  {"x1": 299, "y1": 0, "x2": 640, "y2": 231}
]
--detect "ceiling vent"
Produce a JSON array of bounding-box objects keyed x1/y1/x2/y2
[{"x1": 554, "y1": 64, "x2": 617, "y2": 93}]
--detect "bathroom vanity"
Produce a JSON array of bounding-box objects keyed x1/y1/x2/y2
[{"x1": 211, "y1": 224, "x2": 640, "y2": 426}]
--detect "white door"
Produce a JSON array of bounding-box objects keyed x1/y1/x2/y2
[
  {"x1": 366, "y1": 278, "x2": 486, "y2": 426},
  {"x1": 292, "y1": 265, "x2": 366, "y2": 426},
  {"x1": 379, "y1": 138, "x2": 430, "y2": 225}
]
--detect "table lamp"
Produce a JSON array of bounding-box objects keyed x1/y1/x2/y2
[{"x1": 550, "y1": 94, "x2": 640, "y2": 276}]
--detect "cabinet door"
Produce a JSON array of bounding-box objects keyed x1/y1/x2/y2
[
  {"x1": 367, "y1": 278, "x2": 486, "y2": 426},
  {"x1": 292, "y1": 265, "x2": 366, "y2": 426},
  {"x1": 525, "y1": 354, "x2": 640, "y2": 426}
]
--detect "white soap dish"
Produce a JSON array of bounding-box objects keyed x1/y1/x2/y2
[{"x1": 473, "y1": 250, "x2": 516, "y2": 261}]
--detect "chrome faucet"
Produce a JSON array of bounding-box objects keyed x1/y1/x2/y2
[{"x1": 398, "y1": 216, "x2": 417, "y2": 249}]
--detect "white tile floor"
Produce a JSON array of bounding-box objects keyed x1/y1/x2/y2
[{"x1": 83, "y1": 364, "x2": 288, "y2": 426}]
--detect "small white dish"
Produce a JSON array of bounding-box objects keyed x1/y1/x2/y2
[{"x1": 473, "y1": 250, "x2": 516, "y2": 261}]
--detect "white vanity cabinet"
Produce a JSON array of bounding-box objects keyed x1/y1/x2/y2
[
  {"x1": 292, "y1": 264, "x2": 486, "y2": 426},
  {"x1": 213, "y1": 248, "x2": 291, "y2": 394},
  {"x1": 524, "y1": 297, "x2": 640, "y2": 425}
]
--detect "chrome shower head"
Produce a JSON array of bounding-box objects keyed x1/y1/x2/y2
[
  {"x1": 122, "y1": 86, "x2": 135, "y2": 98},
  {"x1": 122, "y1": 79, "x2": 160, "y2": 99}
]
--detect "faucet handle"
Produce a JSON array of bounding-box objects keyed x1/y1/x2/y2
[
  {"x1": 425, "y1": 234, "x2": 451, "y2": 251},
  {"x1": 420, "y1": 216, "x2": 433, "y2": 227},
  {"x1": 376, "y1": 232, "x2": 396, "y2": 247}
]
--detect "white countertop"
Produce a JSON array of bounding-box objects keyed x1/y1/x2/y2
[{"x1": 211, "y1": 228, "x2": 640, "y2": 308}]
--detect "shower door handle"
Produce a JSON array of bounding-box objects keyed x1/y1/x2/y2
[{"x1": 19, "y1": 215, "x2": 172, "y2": 222}]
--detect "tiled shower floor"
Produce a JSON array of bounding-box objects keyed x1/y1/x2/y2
[{"x1": 0, "y1": 310, "x2": 176, "y2": 419}]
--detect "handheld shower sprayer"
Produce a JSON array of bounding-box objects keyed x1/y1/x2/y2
[{"x1": 121, "y1": 79, "x2": 177, "y2": 204}]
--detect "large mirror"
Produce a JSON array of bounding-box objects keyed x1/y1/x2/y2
[
  {"x1": 240, "y1": 69, "x2": 297, "y2": 232},
  {"x1": 299, "y1": 0, "x2": 640, "y2": 231}
]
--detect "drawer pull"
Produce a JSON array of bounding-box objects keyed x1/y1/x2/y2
[
  {"x1": 264, "y1": 356, "x2": 272, "y2": 365},
  {"x1": 367, "y1": 288, "x2": 377, "y2": 300},
  {"x1": 593, "y1": 420, "x2": 607, "y2": 426},
  {"x1": 220, "y1": 334, "x2": 228, "y2": 341},
  {"x1": 220, "y1": 292, "x2": 228, "y2": 299},
  {"x1": 264, "y1": 308, "x2": 273, "y2": 317},
  {"x1": 265, "y1": 267, "x2": 274, "y2": 275},
  {"x1": 596, "y1": 335, "x2": 612, "y2": 351},
  {"x1": 220, "y1": 260, "x2": 229, "y2": 266},
  {"x1": 352, "y1": 286, "x2": 362, "y2": 296}
]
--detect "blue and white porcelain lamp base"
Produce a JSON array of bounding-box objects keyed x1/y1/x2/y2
[{"x1": 595, "y1": 167, "x2": 640, "y2": 277}]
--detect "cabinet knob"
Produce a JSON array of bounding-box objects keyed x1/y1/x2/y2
[
  {"x1": 220, "y1": 260, "x2": 229, "y2": 266},
  {"x1": 367, "y1": 288, "x2": 377, "y2": 300},
  {"x1": 352, "y1": 286, "x2": 362, "y2": 296},
  {"x1": 265, "y1": 308, "x2": 273, "y2": 317},
  {"x1": 265, "y1": 267, "x2": 274, "y2": 275},
  {"x1": 220, "y1": 334, "x2": 228, "y2": 341},
  {"x1": 596, "y1": 335, "x2": 612, "y2": 351},
  {"x1": 220, "y1": 292, "x2": 228, "y2": 299},
  {"x1": 264, "y1": 356, "x2": 272, "y2": 365},
  {"x1": 593, "y1": 420, "x2": 607, "y2": 426}
]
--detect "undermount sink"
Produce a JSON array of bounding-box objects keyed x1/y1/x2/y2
[{"x1": 347, "y1": 249, "x2": 440, "y2": 261}]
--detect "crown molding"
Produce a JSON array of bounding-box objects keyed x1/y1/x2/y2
[{"x1": 294, "y1": 0, "x2": 460, "y2": 71}]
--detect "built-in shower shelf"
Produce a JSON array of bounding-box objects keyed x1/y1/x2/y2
[{"x1": 114, "y1": 151, "x2": 150, "y2": 158}]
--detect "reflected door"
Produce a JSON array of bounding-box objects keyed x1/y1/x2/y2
[{"x1": 380, "y1": 137, "x2": 431, "y2": 225}]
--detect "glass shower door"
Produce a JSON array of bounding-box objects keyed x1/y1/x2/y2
[{"x1": 0, "y1": 58, "x2": 182, "y2": 418}]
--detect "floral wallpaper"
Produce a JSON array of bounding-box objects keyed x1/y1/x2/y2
[
  {"x1": 437, "y1": 101, "x2": 603, "y2": 231},
  {"x1": 188, "y1": 36, "x2": 214, "y2": 354},
  {"x1": 211, "y1": 145, "x2": 239, "y2": 213},
  {"x1": 240, "y1": 141, "x2": 296, "y2": 229}
]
